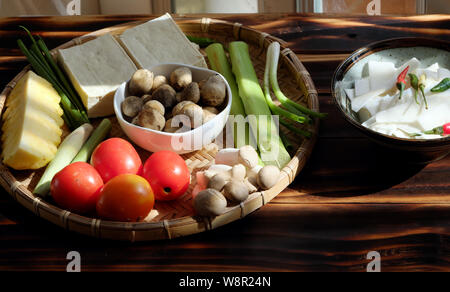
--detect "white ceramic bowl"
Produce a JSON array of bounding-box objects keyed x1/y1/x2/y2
[{"x1": 114, "y1": 63, "x2": 232, "y2": 154}]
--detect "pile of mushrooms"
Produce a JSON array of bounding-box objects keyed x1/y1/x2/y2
[
  {"x1": 122, "y1": 67, "x2": 227, "y2": 132},
  {"x1": 193, "y1": 146, "x2": 282, "y2": 217}
]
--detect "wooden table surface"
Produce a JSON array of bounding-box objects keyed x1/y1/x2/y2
[{"x1": 0, "y1": 14, "x2": 449, "y2": 272}]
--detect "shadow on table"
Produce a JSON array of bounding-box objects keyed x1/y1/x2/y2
[{"x1": 292, "y1": 139, "x2": 429, "y2": 198}]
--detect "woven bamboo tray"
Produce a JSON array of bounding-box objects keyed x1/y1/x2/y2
[{"x1": 0, "y1": 17, "x2": 319, "y2": 242}]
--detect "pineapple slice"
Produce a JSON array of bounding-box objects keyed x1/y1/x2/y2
[{"x1": 1, "y1": 71, "x2": 64, "y2": 170}]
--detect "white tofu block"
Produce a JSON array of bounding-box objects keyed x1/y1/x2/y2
[
  {"x1": 426, "y1": 63, "x2": 439, "y2": 72},
  {"x1": 362, "y1": 116, "x2": 376, "y2": 128},
  {"x1": 367, "y1": 61, "x2": 396, "y2": 91},
  {"x1": 375, "y1": 90, "x2": 421, "y2": 124},
  {"x1": 344, "y1": 88, "x2": 355, "y2": 100},
  {"x1": 439, "y1": 68, "x2": 450, "y2": 79},
  {"x1": 416, "y1": 92, "x2": 450, "y2": 131},
  {"x1": 354, "y1": 77, "x2": 371, "y2": 97},
  {"x1": 370, "y1": 75, "x2": 396, "y2": 93},
  {"x1": 58, "y1": 34, "x2": 137, "y2": 118},
  {"x1": 367, "y1": 61, "x2": 396, "y2": 77},
  {"x1": 416, "y1": 68, "x2": 439, "y2": 81},
  {"x1": 119, "y1": 14, "x2": 207, "y2": 69},
  {"x1": 351, "y1": 88, "x2": 385, "y2": 112},
  {"x1": 378, "y1": 94, "x2": 397, "y2": 112},
  {"x1": 397, "y1": 58, "x2": 421, "y2": 75}
]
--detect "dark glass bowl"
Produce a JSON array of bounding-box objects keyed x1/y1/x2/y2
[{"x1": 332, "y1": 38, "x2": 450, "y2": 164}]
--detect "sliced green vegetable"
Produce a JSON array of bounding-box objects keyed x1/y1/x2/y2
[
  {"x1": 33, "y1": 124, "x2": 94, "y2": 197},
  {"x1": 72, "y1": 119, "x2": 112, "y2": 163},
  {"x1": 229, "y1": 41, "x2": 291, "y2": 168},
  {"x1": 205, "y1": 43, "x2": 251, "y2": 148}
]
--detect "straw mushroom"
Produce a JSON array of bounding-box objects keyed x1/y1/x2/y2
[
  {"x1": 180, "y1": 82, "x2": 200, "y2": 103},
  {"x1": 152, "y1": 84, "x2": 177, "y2": 108},
  {"x1": 223, "y1": 179, "x2": 249, "y2": 203},
  {"x1": 201, "y1": 75, "x2": 227, "y2": 107},
  {"x1": 164, "y1": 118, "x2": 182, "y2": 133},
  {"x1": 208, "y1": 173, "x2": 229, "y2": 192},
  {"x1": 231, "y1": 164, "x2": 246, "y2": 181},
  {"x1": 194, "y1": 189, "x2": 227, "y2": 217},
  {"x1": 131, "y1": 115, "x2": 140, "y2": 125},
  {"x1": 202, "y1": 107, "x2": 218, "y2": 124},
  {"x1": 181, "y1": 103, "x2": 203, "y2": 129},
  {"x1": 238, "y1": 146, "x2": 259, "y2": 169},
  {"x1": 142, "y1": 94, "x2": 152, "y2": 104},
  {"x1": 129, "y1": 69, "x2": 154, "y2": 96},
  {"x1": 215, "y1": 146, "x2": 259, "y2": 169},
  {"x1": 170, "y1": 67, "x2": 192, "y2": 91},
  {"x1": 143, "y1": 100, "x2": 165, "y2": 116},
  {"x1": 244, "y1": 179, "x2": 258, "y2": 194},
  {"x1": 257, "y1": 165, "x2": 281, "y2": 190},
  {"x1": 203, "y1": 107, "x2": 219, "y2": 115},
  {"x1": 204, "y1": 165, "x2": 232, "y2": 181},
  {"x1": 122, "y1": 96, "x2": 143, "y2": 118},
  {"x1": 172, "y1": 101, "x2": 194, "y2": 117},
  {"x1": 247, "y1": 165, "x2": 263, "y2": 186},
  {"x1": 215, "y1": 149, "x2": 239, "y2": 166},
  {"x1": 137, "y1": 108, "x2": 165, "y2": 131},
  {"x1": 152, "y1": 75, "x2": 168, "y2": 91}
]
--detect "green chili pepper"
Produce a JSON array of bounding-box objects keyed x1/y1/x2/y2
[
  {"x1": 408, "y1": 73, "x2": 420, "y2": 105},
  {"x1": 431, "y1": 78, "x2": 450, "y2": 93},
  {"x1": 418, "y1": 74, "x2": 428, "y2": 110}
]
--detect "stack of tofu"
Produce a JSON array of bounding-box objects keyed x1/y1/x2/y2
[{"x1": 58, "y1": 14, "x2": 207, "y2": 118}]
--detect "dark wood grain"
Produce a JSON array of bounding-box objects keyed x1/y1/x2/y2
[{"x1": 0, "y1": 14, "x2": 449, "y2": 272}]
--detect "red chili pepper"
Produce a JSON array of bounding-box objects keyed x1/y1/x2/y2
[
  {"x1": 444, "y1": 123, "x2": 450, "y2": 136},
  {"x1": 396, "y1": 66, "x2": 410, "y2": 100},
  {"x1": 424, "y1": 123, "x2": 450, "y2": 136}
]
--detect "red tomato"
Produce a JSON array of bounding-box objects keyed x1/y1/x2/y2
[
  {"x1": 91, "y1": 138, "x2": 143, "y2": 183},
  {"x1": 51, "y1": 162, "x2": 104, "y2": 214},
  {"x1": 444, "y1": 123, "x2": 450, "y2": 136},
  {"x1": 142, "y1": 151, "x2": 190, "y2": 201},
  {"x1": 96, "y1": 174, "x2": 154, "y2": 222}
]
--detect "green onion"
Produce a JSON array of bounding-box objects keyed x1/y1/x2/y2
[
  {"x1": 264, "y1": 43, "x2": 310, "y2": 127},
  {"x1": 269, "y1": 42, "x2": 327, "y2": 120},
  {"x1": 18, "y1": 27, "x2": 89, "y2": 129},
  {"x1": 279, "y1": 131, "x2": 294, "y2": 153},
  {"x1": 33, "y1": 124, "x2": 94, "y2": 198},
  {"x1": 280, "y1": 118, "x2": 312, "y2": 139},
  {"x1": 71, "y1": 119, "x2": 112, "y2": 163},
  {"x1": 229, "y1": 41, "x2": 291, "y2": 168}
]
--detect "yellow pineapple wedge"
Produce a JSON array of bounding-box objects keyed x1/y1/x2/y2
[{"x1": 1, "y1": 71, "x2": 64, "y2": 170}]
